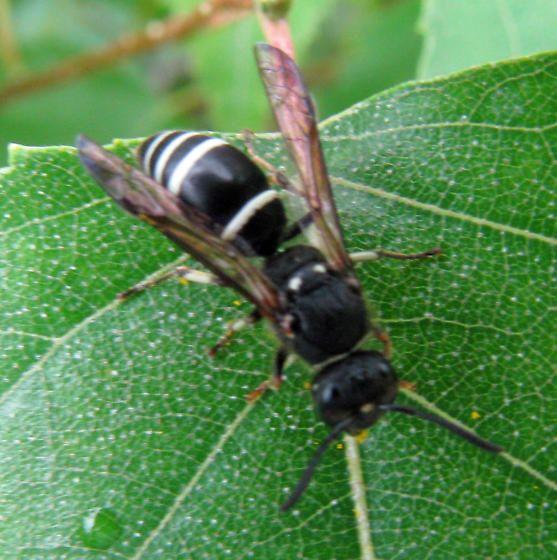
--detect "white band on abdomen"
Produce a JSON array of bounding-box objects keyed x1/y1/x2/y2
[
  {"x1": 221, "y1": 190, "x2": 279, "y2": 241},
  {"x1": 153, "y1": 131, "x2": 199, "y2": 184},
  {"x1": 167, "y1": 138, "x2": 227, "y2": 195},
  {"x1": 140, "y1": 130, "x2": 176, "y2": 172}
]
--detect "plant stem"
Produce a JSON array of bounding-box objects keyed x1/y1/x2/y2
[
  {"x1": 0, "y1": 0, "x2": 252, "y2": 106},
  {"x1": 253, "y1": 0, "x2": 295, "y2": 59},
  {"x1": 0, "y1": 0, "x2": 24, "y2": 76}
]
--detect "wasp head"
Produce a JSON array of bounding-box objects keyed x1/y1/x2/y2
[{"x1": 311, "y1": 350, "x2": 398, "y2": 435}]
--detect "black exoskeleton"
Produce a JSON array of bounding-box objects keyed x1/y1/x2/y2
[
  {"x1": 138, "y1": 131, "x2": 287, "y2": 257},
  {"x1": 264, "y1": 245, "x2": 369, "y2": 364},
  {"x1": 312, "y1": 350, "x2": 397, "y2": 434}
]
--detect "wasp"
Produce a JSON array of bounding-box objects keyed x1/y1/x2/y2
[{"x1": 77, "y1": 43, "x2": 501, "y2": 511}]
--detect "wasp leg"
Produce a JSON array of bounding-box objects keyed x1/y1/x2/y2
[
  {"x1": 209, "y1": 309, "x2": 262, "y2": 357},
  {"x1": 281, "y1": 212, "x2": 313, "y2": 242},
  {"x1": 241, "y1": 129, "x2": 297, "y2": 192},
  {"x1": 350, "y1": 247, "x2": 441, "y2": 263},
  {"x1": 247, "y1": 347, "x2": 288, "y2": 402},
  {"x1": 372, "y1": 326, "x2": 393, "y2": 360},
  {"x1": 241, "y1": 129, "x2": 312, "y2": 243},
  {"x1": 119, "y1": 265, "x2": 223, "y2": 300}
]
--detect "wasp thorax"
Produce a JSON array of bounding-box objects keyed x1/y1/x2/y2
[
  {"x1": 311, "y1": 351, "x2": 398, "y2": 435},
  {"x1": 264, "y1": 246, "x2": 370, "y2": 365}
]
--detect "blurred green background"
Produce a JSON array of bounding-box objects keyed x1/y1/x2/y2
[
  {"x1": 0, "y1": 0, "x2": 424, "y2": 165},
  {"x1": 1, "y1": 0, "x2": 556, "y2": 166}
]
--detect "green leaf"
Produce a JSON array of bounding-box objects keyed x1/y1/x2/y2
[
  {"x1": 418, "y1": 0, "x2": 557, "y2": 78},
  {"x1": 1, "y1": 51, "x2": 556, "y2": 558},
  {"x1": 311, "y1": 0, "x2": 423, "y2": 116}
]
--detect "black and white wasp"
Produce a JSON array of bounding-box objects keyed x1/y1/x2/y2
[{"x1": 77, "y1": 43, "x2": 501, "y2": 510}]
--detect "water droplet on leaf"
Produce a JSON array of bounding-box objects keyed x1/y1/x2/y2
[{"x1": 78, "y1": 508, "x2": 122, "y2": 550}]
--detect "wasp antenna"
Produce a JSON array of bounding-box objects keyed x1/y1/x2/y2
[
  {"x1": 379, "y1": 404, "x2": 503, "y2": 453},
  {"x1": 281, "y1": 418, "x2": 353, "y2": 512}
]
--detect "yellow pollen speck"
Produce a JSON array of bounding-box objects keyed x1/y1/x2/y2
[
  {"x1": 178, "y1": 278, "x2": 189, "y2": 285},
  {"x1": 356, "y1": 430, "x2": 369, "y2": 444},
  {"x1": 233, "y1": 300, "x2": 242, "y2": 306},
  {"x1": 471, "y1": 410, "x2": 481, "y2": 420},
  {"x1": 336, "y1": 443, "x2": 344, "y2": 450},
  {"x1": 399, "y1": 379, "x2": 417, "y2": 391}
]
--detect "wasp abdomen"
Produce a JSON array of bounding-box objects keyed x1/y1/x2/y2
[{"x1": 138, "y1": 130, "x2": 287, "y2": 256}]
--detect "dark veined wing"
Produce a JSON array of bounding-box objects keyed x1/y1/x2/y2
[
  {"x1": 255, "y1": 43, "x2": 352, "y2": 273},
  {"x1": 77, "y1": 135, "x2": 282, "y2": 319}
]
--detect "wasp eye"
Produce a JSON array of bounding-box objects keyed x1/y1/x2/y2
[{"x1": 322, "y1": 384, "x2": 341, "y2": 404}]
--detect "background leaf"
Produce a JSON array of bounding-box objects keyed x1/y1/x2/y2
[
  {"x1": 174, "y1": 0, "x2": 336, "y2": 131},
  {"x1": 0, "y1": 0, "x2": 167, "y2": 165},
  {"x1": 0, "y1": 0, "x2": 423, "y2": 165},
  {"x1": 418, "y1": 0, "x2": 557, "y2": 78},
  {"x1": 310, "y1": 0, "x2": 423, "y2": 118},
  {"x1": 1, "y1": 51, "x2": 556, "y2": 559}
]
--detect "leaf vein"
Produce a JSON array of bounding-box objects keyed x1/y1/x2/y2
[
  {"x1": 401, "y1": 388, "x2": 557, "y2": 491},
  {"x1": 321, "y1": 120, "x2": 557, "y2": 143},
  {"x1": 345, "y1": 435, "x2": 377, "y2": 560},
  {"x1": 0, "y1": 329, "x2": 56, "y2": 341},
  {"x1": 334, "y1": 176, "x2": 557, "y2": 245},
  {"x1": 381, "y1": 315, "x2": 526, "y2": 337},
  {"x1": 130, "y1": 402, "x2": 255, "y2": 560},
  {"x1": 0, "y1": 298, "x2": 121, "y2": 408},
  {"x1": 0, "y1": 197, "x2": 109, "y2": 238}
]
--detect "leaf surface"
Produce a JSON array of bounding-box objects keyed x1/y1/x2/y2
[{"x1": 1, "y1": 52, "x2": 556, "y2": 559}]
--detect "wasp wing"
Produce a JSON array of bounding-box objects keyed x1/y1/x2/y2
[
  {"x1": 255, "y1": 43, "x2": 352, "y2": 272},
  {"x1": 77, "y1": 135, "x2": 282, "y2": 318}
]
